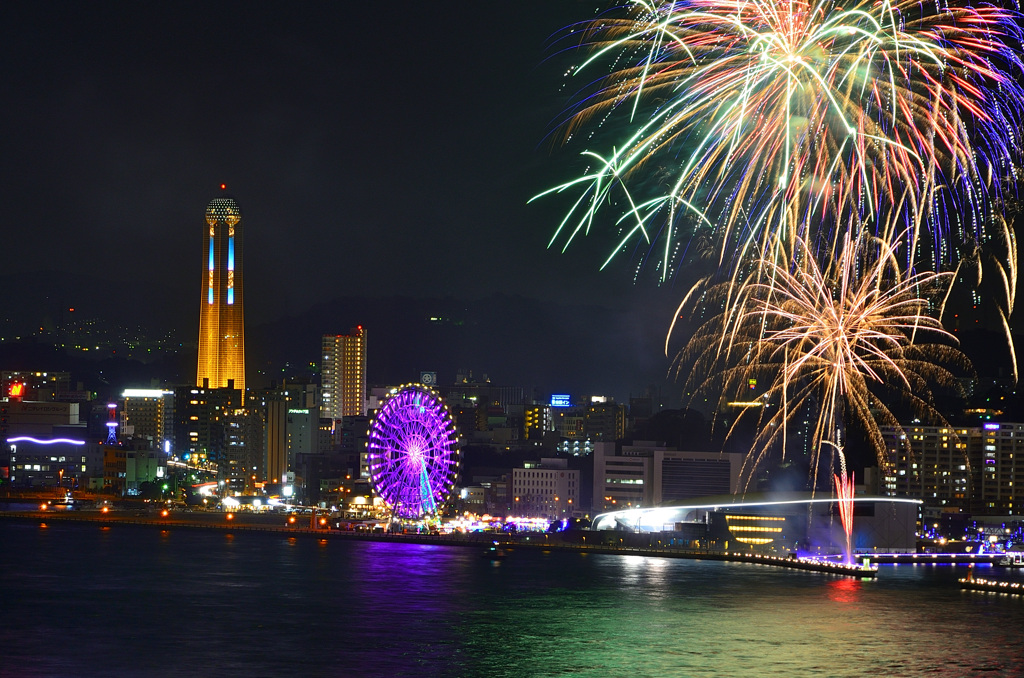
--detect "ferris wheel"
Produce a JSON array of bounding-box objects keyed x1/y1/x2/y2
[{"x1": 367, "y1": 384, "x2": 460, "y2": 520}]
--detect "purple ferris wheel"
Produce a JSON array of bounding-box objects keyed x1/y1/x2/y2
[{"x1": 367, "y1": 384, "x2": 460, "y2": 520}]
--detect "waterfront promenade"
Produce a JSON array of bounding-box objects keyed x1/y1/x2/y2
[{"x1": 0, "y1": 508, "x2": 876, "y2": 577}]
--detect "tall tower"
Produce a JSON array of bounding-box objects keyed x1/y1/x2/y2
[
  {"x1": 197, "y1": 190, "x2": 245, "y2": 393},
  {"x1": 321, "y1": 327, "x2": 367, "y2": 419}
]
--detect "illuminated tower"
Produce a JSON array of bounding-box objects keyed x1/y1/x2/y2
[
  {"x1": 321, "y1": 327, "x2": 366, "y2": 419},
  {"x1": 197, "y1": 190, "x2": 245, "y2": 393}
]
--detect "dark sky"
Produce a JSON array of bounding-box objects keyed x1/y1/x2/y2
[
  {"x1": 0, "y1": 1, "x2": 697, "y2": 400},
  {"x1": 0, "y1": 1, "x2": 675, "y2": 323}
]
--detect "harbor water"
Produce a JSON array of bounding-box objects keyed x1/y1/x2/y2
[{"x1": 2, "y1": 520, "x2": 1024, "y2": 677}]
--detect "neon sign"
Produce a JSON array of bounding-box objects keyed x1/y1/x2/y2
[{"x1": 7, "y1": 437, "x2": 86, "y2": 446}]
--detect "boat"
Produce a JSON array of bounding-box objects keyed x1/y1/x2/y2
[
  {"x1": 996, "y1": 553, "x2": 1024, "y2": 568},
  {"x1": 482, "y1": 541, "x2": 507, "y2": 560}
]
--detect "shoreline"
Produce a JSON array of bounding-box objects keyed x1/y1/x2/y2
[{"x1": 1, "y1": 510, "x2": 876, "y2": 578}]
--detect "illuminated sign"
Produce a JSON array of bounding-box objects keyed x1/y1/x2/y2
[
  {"x1": 551, "y1": 395, "x2": 571, "y2": 408},
  {"x1": 288, "y1": 408, "x2": 309, "y2": 415},
  {"x1": 123, "y1": 389, "x2": 172, "y2": 398},
  {"x1": 984, "y1": 423, "x2": 1000, "y2": 430},
  {"x1": 7, "y1": 437, "x2": 86, "y2": 446},
  {"x1": 9, "y1": 383, "x2": 24, "y2": 397}
]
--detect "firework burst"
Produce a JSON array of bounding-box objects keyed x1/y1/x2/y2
[
  {"x1": 536, "y1": 0, "x2": 1023, "y2": 285},
  {"x1": 670, "y1": 232, "x2": 970, "y2": 487}
]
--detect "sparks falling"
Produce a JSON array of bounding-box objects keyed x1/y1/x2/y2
[
  {"x1": 536, "y1": 0, "x2": 1023, "y2": 286},
  {"x1": 670, "y1": 232, "x2": 970, "y2": 486}
]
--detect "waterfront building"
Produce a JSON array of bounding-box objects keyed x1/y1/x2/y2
[
  {"x1": 972, "y1": 422, "x2": 1024, "y2": 516},
  {"x1": 197, "y1": 192, "x2": 245, "y2": 393},
  {"x1": 321, "y1": 328, "x2": 367, "y2": 420},
  {"x1": 592, "y1": 493, "x2": 919, "y2": 553},
  {"x1": 511, "y1": 458, "x2": 579, "y2": 518},
  {"x1": 881, "y1": 421, "x2": 1024, "y2": 521},
  {"x1": 1, "y1": 400, "x2": 99, "y2": 488},
  {"x1": 881, "y1": 425, "x2": 974, "y2": 516},
  {"x1": 593, "y1": 441, "x2": 742, "y2": 513},
  {"x1": 1, "y1": 401, "x2": 82, "y2": 439},
  {"x1": 5, "y1": 436, "x2": 94, "y2": 489}
]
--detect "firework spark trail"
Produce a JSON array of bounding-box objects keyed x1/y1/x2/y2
[
  {"x1": 671, "y1": 231, "x2": 971, "y2": 487},
  {"x1": 826, "y1": 440, "x2": 856, "y2": 563},
  {"x1": 834, "y1": 469, "x2": 855, "y2": 563},
  {"x1": 535, "y1": 0, "x2": 1023, "y2": 294}
]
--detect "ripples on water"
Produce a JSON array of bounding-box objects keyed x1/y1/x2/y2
[{"x1": 2, "y1": 522, "x2": 1024, "y2": 677}]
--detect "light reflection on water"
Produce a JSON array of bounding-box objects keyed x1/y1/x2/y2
[{"x1": 2, "y1": 522, "x2": 1024, "y2": 677}]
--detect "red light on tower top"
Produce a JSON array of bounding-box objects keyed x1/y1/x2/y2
[{"x1": 220, "y1": 183, "x2": 227, "y2": 190}]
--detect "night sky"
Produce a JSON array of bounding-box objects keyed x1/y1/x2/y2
[
  {"x1": 3, "y1": 2, "x2": 1012, "y2": 402},
  {"x1": 0, "y1": 2, "x2": 650, "y2": 318},
  {"x1": 0, "y1": 1, "x2": 698, "y2": 398}
]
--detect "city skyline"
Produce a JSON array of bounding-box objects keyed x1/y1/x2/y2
[{"x1": 3, "y1": 3, "x2": 1024, "y2": 675}]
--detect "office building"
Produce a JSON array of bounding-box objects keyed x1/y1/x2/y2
[
  {"x1": 593, "y1": 441, "x2": 742, "y2": 512},
  {"x1": 511, "y1": 458, "x2": 580, "y2": 518}
]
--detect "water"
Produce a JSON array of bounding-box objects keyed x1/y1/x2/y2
[{"x1": 3, "y1": 521, "x2": 1024, "y2": 677}]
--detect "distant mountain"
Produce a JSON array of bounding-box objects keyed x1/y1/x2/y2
[{"x1": 246, "y1": 293, "x2": 680, "y2": 402}]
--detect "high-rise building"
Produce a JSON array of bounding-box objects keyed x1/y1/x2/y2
[
  {"x1": 882, "y1": 422, "x2": 1024, "y2": 517},
  {"x1": 120, "y1": 389, "x2": 174, "y2": 452},
  {"x1": 197, "y1": 192, "x2": 245, "y2": 393},
  {"x1": 321, "y1": 327, "x2": 367, "y2": 420},
  {"x1": 171, "y1": 384, "x2": 242, "y2": 464}
]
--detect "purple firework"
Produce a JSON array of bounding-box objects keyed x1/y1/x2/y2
[{"x1": 367, "y1": 384, "x2": 460, "y2": 519}]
